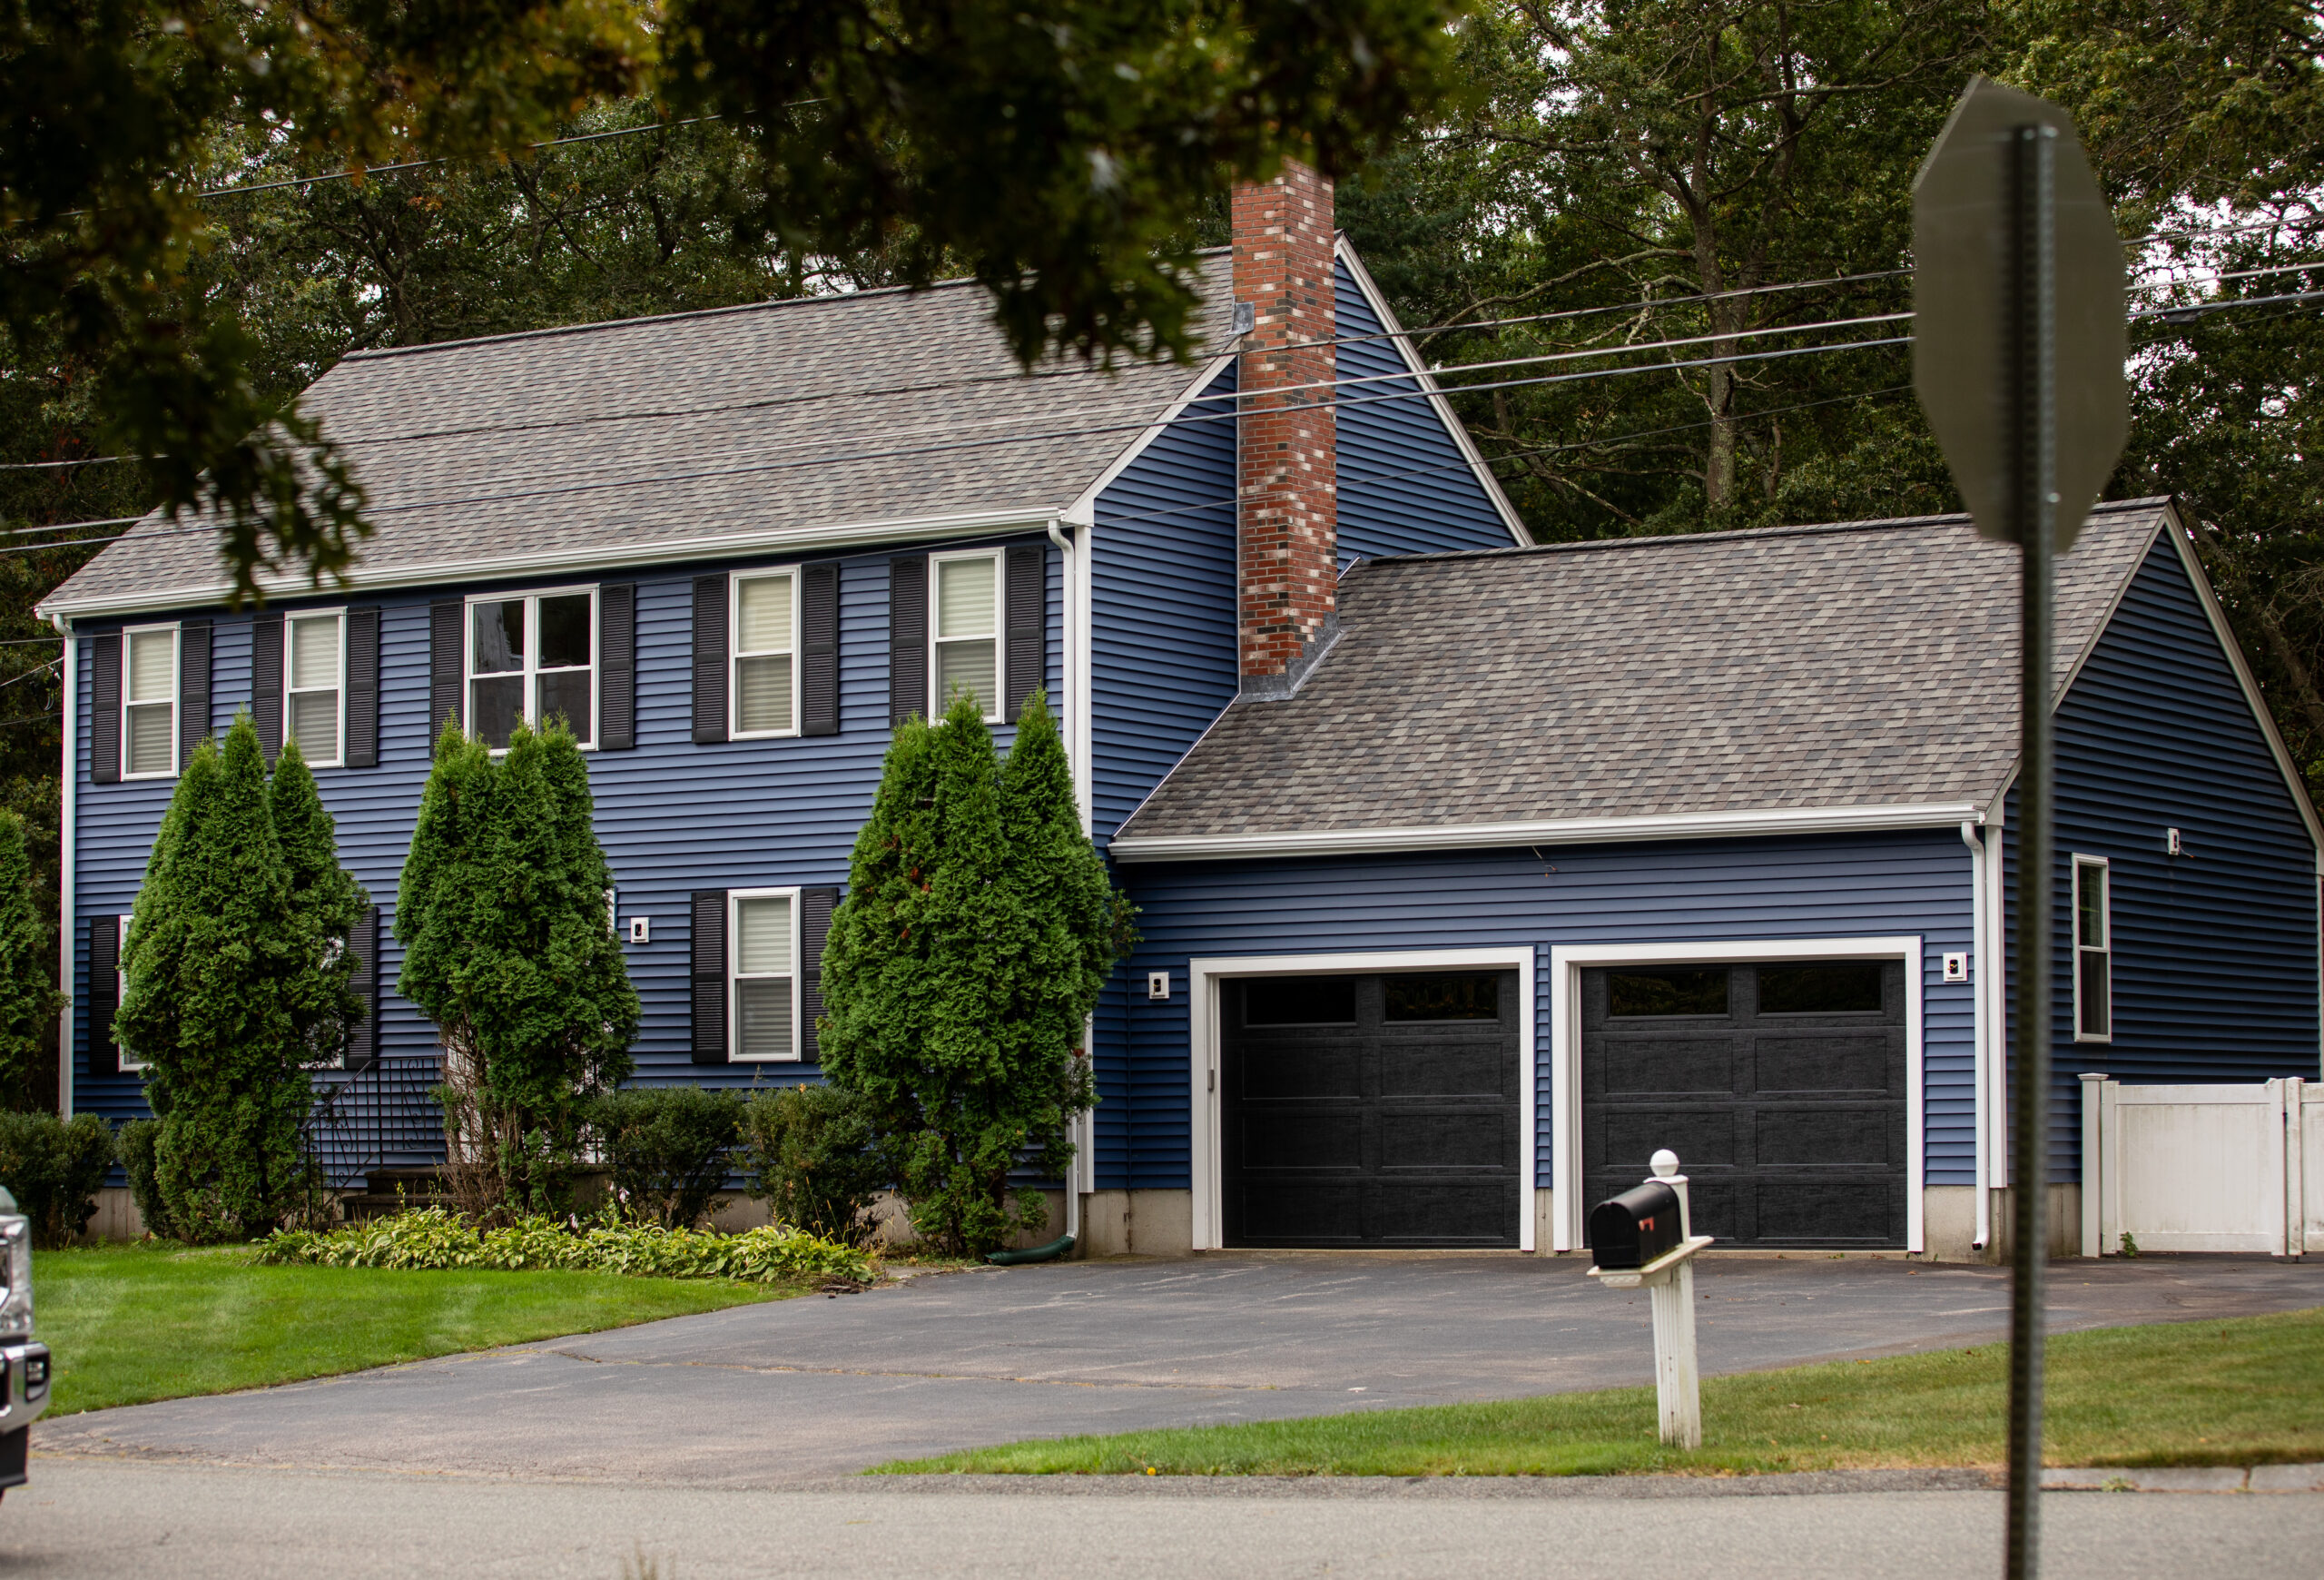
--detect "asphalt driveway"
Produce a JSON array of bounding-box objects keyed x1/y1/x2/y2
[{"x1": 35, "y1": 1251, "x2": 2324, "y2": 1485}]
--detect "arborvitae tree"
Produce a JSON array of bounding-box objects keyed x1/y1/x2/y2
[
  {"x1": 397, "y1": 718, "x2": 636, "y2": 1218},
  {"x1": 0, "y1": 811, "x2": 64, "y2": 1107},
  {"x1": 266, "y1": 737, "x2": 368, "y2": 1069},
  {"x1": 117, "y1": 715, "x2": 314, "y2": 1240},
  {"x1": 820, "y1": 690, "x2": 1133, "y2": 1256}
]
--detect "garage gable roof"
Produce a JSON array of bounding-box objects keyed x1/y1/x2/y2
[{"x1": 1112, "y1": 499, "x2": 2186, "y2": 854}]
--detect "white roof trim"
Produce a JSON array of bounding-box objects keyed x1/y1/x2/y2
[
  {"x1": 1333, "y1": 237, "x2": 1531, "y2": 548},
  {"x1": 1063, "y1": 353, "x2": 1240, "y2": 528},
  {"x1": 34, "y1": 505, "x2": 1062, "y2": 621},
  {"x1": 2156, "y1": 503, "x2": 2324, "y2": 853},
  {"x1": 1107, "y1": 801, "x2": 1984, "y2": 864}
]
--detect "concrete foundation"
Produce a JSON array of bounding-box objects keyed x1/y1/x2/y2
[
  {"x1": 1076, "y1": 1190, "x2": 1193, "y2": 1258},
  {"x1": 80, "y1": 1186, "x2": 147, "y2": 1242},
  {"x1": 1986, "y1": 1184, "x2": 2083, "y2": 1262}
]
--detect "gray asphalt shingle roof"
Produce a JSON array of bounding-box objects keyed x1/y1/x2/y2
[
  {"x1": 1114, "y1": 499, "x2": 2176, "y2": 841},
  {"x1": 44, "y1": 255, "x2": 1236, "y2": 614}
]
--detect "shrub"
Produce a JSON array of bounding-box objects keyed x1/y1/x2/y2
[
  {"x1": 0, "y1": 811, "x2": 65, "y2": 1104},
  {"x1": 116, "y1": 1118, "x2": 172, "y2": 1239},
  {"x1": 738, "y1": 1084, "x2": 885, "y2": 1247},
  {"x1": 255, "y1": 1206, "x2": 873, "y2": 1284},
  {"x1": 591, "y1": 1087, "x2": 743, "y2": 1229},
  {"x1": 397, "y1": 721, "x2": 638, "y2": 1220},
  {"x1": 0, "y1": 1111, "x2": 115, "y2": 1248}
]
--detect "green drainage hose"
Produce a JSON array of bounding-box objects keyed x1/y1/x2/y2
[{"x1": 987, "y1": 1234, "x2": 1075, "y2": 1266}]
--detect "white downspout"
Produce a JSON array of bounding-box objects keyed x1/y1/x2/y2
[
  {"x1": 1962, "y1": 820, "x2": 1989, "y2": 1251},
  {"x1": 53, "y1": 615, "x2": 74, "y2": 1121},
  {"x1": 1984, "y1": 814, "x2": 2009, "y2": 1236},
  {"x1": 1047, "y1": 518, "x2": 1088, "y2": 1248}
]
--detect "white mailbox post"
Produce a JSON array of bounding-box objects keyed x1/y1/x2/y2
[{"x1": 1588, "y1": 1149, "x2": 1716, "y2": 1449}]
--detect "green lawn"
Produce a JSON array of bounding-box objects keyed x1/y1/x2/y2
[
  {"x1": 881, "y1": 1307, "x2": 2324, "y2": 1477},
  {"x1": 34, "y1": 1241, "x2": 802, "y2": 1416}
]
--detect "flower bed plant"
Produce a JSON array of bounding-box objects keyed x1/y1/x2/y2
[{"x1": 256, "y1": 1206, "x2": 873, "y2": 1284}]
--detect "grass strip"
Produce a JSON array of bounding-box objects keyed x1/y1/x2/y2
[
  {"x1": 878, "y1": 1306, "x2": 2324, "y2": 1477},
  {"x1": 34, "y1": 1241, "x2": 802, "y2": 1416}
]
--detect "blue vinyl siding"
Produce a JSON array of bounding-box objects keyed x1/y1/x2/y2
[
  {"x1": 1090, "y1": 367, "x2": 1241, "y2": 844},
  {"x1": 1098, "y1": 830, "x2": 1977, "y2": 1193},
  {"x1": 2004, "y1": 530, "x2": 2322, "y2": 1183},
  {"x1": 69, "y1": 536, "x2": 1062, "y2": 1158},
  {"x1": 1332, "y1": 256, "x2": 1520, "y2": 562}
]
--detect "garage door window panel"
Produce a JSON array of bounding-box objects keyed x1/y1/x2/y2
[{"x1": 1608, "y1": 967, "x2": 1728, "y2": 1017}]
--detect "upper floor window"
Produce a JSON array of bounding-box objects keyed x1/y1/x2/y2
[
  {"x1": 732, "y1": 889, "x2": 798, "y2": 1061},
  {"x1": 2073, "y1": 855, "x2": 2112, "y2": 1042},
  {"x1": 287, "y1": 610, "x2": 345, "y2": 766},
  {"x1": 733, "y1": 571, "x2": 797, "y2": 736},
  {"x1": 468, "y1": 588, "x2": 595, "y2": 749},
  {"x1": 123, "y1": 624, "x2": 179, "y2": 778},
  {"x1": 931, "y1": 549, "x2": 1000, "y2": 721}
]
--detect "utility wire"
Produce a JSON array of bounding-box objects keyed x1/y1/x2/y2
[{"x1": 192, "y1": 116, "x2": 734, "y2": 202}]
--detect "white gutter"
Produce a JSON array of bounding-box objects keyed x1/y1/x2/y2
[
  {"x1": 36, "y1": 504, "x2": 1067, "y2": 624},
  {"x1": 1108, "y1": 802, "x2": 1986, "y2": 864},
  {"x1": 53, "y1": 616, "x2": 74, "y2": 1121},
  {"x1": 1962, "y1": 820, "x2": 1990, "y2": 1250}
]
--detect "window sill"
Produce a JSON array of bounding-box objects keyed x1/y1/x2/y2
[{"x1": 729, "y1": 1054, "x2": 803, "y2": 1064}]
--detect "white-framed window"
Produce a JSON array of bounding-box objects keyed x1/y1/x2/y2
[
  {"x1": 285, "y1": 608, "x2": 346, "y2": 766},
  {"x1": 122, "y1": 623, "x2": 180, "y2": 779},
  {"x1": 115, "y1": 915, "x2": 147, "y2": 1073},
  {"x1": 930, "y1": 548, "x2": 1001, "y2": 722},
  {"x1": 730, "y1": 888, "x2": 800, "y2": 1062},
  {"x1": 2073, "y1": 854, "x2": 2112, "y2": 1042},
  {"x1": 466, "y1": 587, "x2": 596, "y2": 750},
  {"x1": 731, "y1": 570, "x2": 799, "y2": 737}
]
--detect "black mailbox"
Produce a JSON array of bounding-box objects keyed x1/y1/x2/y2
[{"x1": 1589, "y1": 1180, "x2": 1683, "y2": 1269}]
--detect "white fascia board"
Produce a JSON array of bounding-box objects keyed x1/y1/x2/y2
[
  {"x1": 1333, "y1": 238, "x2": 1531, "y2": 548},
  {"x1": 35, "y1": 505, "x2": 1064, "y2": 623},
  {"x1": 1107, "y1": 801, "x2": 1984, "y2": 864},
  {"x1": 1063, "y1": 353, "x2": 1240, "y2": 528},
  {"x1": 2158, "y1": 504, "x2": 2324, "y2": 854}
]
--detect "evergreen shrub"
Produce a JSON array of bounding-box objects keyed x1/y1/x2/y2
[
  {"x1": 0, "y1": 811, "x2": 64, "y2": 1104},
  {"x1": 116, "y1": 1118, "x2": 171, "y2": 1239},
  {"x1": 590, "y1": 1087, "x2": 743, "y2": 1229},
  {"x1": 118, "y1": 717, "x2": 366, "y2": 1241},
  {"x1": 0, "y1": 1111, "x2": 114, "y2": 1247},
  {"x1": 738, "y1": 1084, "x2": 884, "y2": 1247},
  {"x1": 397, "y1": 720, "x2": 638, "y2": 1220},
  {"x1": 256, "y1": 1206, "x2": 872, "y2": 1284},
  {"x1": 819, "y1": 690, "x2": 1130, "y2": 1256}
]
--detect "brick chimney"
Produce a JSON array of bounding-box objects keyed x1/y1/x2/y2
[{"x1": 1233, "y1": 162, "x2": 1336, "y2": 696}]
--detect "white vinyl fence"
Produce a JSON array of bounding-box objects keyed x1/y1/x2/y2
[{"x1": 2079, "y1": 1074, "x2": 2319, "y2": 1258}]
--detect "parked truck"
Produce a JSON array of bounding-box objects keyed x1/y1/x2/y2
[{"x1": 0, "y1": 1188, "x2": 50, "y2": 1497}]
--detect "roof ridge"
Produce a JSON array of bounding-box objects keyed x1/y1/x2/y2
[{"x1": 1357, "y1": 496, "x2": 2173, "y2": 568}]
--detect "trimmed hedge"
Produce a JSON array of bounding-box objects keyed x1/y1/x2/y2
[
  {"x1": 255, "y1": 1206, "x2": 873, "y2": 1284},
  {"x1": 0, "y1": 1111, "x2": 113, "y2": 1248}
]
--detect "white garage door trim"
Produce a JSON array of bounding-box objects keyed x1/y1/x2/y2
[
  {"x1": 1188, "y1": 947, "x2": 1540, "y2": 1252},
  {"x1": 1549, "y1": 937, "x2": 1926, "y2": 1255}
]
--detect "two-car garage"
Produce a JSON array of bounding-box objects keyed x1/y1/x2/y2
[{"x1": 1212, "y1": 958, "x2": 1910, "y2": 1252}]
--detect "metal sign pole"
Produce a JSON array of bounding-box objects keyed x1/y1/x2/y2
[{"x1": 2005, "y1": 120, "x2": 2058, "y2": 1580}]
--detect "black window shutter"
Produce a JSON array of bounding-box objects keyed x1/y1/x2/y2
[
  {"x1": 801, "y1": 562, "x2": 841, "y2": 736},
  {"x1": 1004, "y1": 544, "x2": 1044, "y2": 724},
  {"x1": 87, "y1": 916, "x2": 120, "y2": 1079},
  {"x1": 179, "y1": 620, "x2": 212, "y2": 765},
  {"x1": 599, "y1": 584, "x2": 636, "y2": 750},
  {"x1": 252, "y1": 614, "x2": 284, "y2": 765},
  {"x1": 690, "y1": 890, "x2": 728, "y2": 1063},
  {"x1": 889, "y1": 556, "x2": 927, "y2": 726},
  {"x1": 800, "y1": 885, "x2": 839, "y2": 1062},
  {"x1": 345, "y1": 607, "x2": 380, "y2": 768},
  {"x1": 429, "y1": 599, "x2": 463, "y2": 740},
  {"x1": 692, "y1": 576, "x2": 728, "y2": 745},
  {"x1": 90, "y1": 635, "x2": 122, "y2": 785},
  {"x1": 343, "y1": 905, "x2": 380, "y2": 1072}
]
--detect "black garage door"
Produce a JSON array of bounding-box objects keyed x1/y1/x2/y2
[
  {"x1": 1581, "y1": 960, "x2": 1907, "y2": 1249},
  {"x1": 1222, "y1": 972, "x2": 1521, "y2": 1248}
]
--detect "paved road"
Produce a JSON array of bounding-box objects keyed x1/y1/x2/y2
[
  {"x1": 4, "y1": 1460, "x2": 2320, "y2": 1579},
  {"x1": 35, "y1": 1251, "x2": 2324, "y2": 1484}
]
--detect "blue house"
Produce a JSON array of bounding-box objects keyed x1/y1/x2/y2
[{"x1": 41, "y1": 169, "x2": 2321, "y2": 1261}]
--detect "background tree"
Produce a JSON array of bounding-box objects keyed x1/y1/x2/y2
[
  {"x1": 0, "y1": 810, "x2": 64, "y2": 1108},
  {"x1": 396, "y1": 720, "x2": 638, "y2": 1220},
  {"x1": 820, "y1": 691, "x2": 1131, "y2": 1256},
  {"x1": 115, "y1": 716, "x2": 317, "y2": 1240}
]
